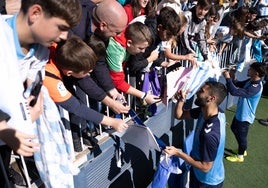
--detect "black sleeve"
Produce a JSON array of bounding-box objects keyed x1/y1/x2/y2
[
  {"x1": 152, "y1": 51, "x2": 165, "y2": 67},
  {"x1": 91, "y1": 57, "x2": 115, "y2": 92},
  {"x1": 190, "y1": 107, "x2": 201, "y2": 119},
  {"x1": 69, "y1": 0, "x2": 96, "y2": 40},
  {"x1": 127, "y1": 53, "x2": 149, "y2": 74},
  {"x1": 56, "y1": 96, "x2": 104, "y2": 124},
  {"x1": 0, "y1": 110, "x2": 10, "y2": 122},
  {"x1": 126, "y1": 48, "x2": 165, "y2": 75},
  {"x1": 145, "y1": 16, "x2": 158, "y2": 41},
  {"x1": 76, "y1": 75, "x2": 107, "y2": 101},
  {"x1": 196, "y1": 21, "x2": 208, "y2": 61},
  {"x1": 0, "y1": 0, "x2": 6, "y2": 14},
  {"x1": 232, "y1": 79, "x2": 249, "y2": 88}
]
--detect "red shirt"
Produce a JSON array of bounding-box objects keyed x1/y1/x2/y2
[{"x1": 114, "y1": 4, "x2": 145, "y2": 46}]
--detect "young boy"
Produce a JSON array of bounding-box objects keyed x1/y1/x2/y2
[
  {"x1": 44, "y1": 36, "x2": 128, "y2": 151},
  {"x1": 106, "y1": 22, "x2": 161, "y2": 104},
  {"x1": 127, "y1": 7, "x2": 182, "y2": 72},
  {"x1": 223, "y1": 62, "x2": 267, "y2": 162},
  {"x1": 0, "y1": 0, "x2": 82, "y2": 186}
]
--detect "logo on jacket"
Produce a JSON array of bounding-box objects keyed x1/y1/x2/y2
[{"x1": 57, "y1": 82, "x2": 68, "y2": 97}]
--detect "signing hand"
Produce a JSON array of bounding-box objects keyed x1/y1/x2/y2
[{"x1": 164, "y1": 146, "x2": 183, "y2": 157}]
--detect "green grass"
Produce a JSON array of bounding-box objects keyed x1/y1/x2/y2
[{"x1": 223, "y1": 96, "x2": 268, "y2": 188}]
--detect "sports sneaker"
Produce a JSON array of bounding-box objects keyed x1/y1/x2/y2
[
  {"x1": 258, "y1": 119, "x2": 268, "y2": 126},
  {"x1": 226, "y1": 155, "x2": 244, "y2": 162}
]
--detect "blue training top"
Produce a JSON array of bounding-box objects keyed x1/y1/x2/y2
[{"x1": 226, "y1": 78, "x2": 263, "y2": 124}]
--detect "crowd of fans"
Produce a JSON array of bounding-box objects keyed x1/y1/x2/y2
[{"x1": 0, "y1": 0, "x2": 267, "y2": 187}]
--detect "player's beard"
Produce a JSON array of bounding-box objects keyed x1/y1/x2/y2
[{"x1": 194, "y1": 96, "x2": 207, "y2": 107}]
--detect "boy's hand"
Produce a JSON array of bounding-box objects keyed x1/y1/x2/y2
[
  {"x1": 110, "y1": 100, "x2": 130, "y2": 114},
  {"x1": 12, "y1": 130, "x2": 40, "y2": 156},
  {"x1": 144, "y1": 94, "x2": 161, "y2": 105},
  {"x1": 110, "y1": 118, "x2": 128, "y2": 132},
  {"x1": 147, "y1": 50, "x2": 159, "y2": 63},
  {"x1": 160, "y1": 61, "x2": 169, "y2": 67},
  {"x1": 185, "y1": 53, "x2": 197, "y2": 67},
  {"x1": 185, "y1": 53, "x2": 196, "y2": 61},
  {"x1": 108, "y1": 88, "x2": 125, "y2": 101}
]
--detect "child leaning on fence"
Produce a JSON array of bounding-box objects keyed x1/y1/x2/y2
[
  {"x1": 44, "y1": 36, "x2": 128, "y2": 135},
  {"x1": 106, "y1": 21, "x2": 161, "y2": 105}
]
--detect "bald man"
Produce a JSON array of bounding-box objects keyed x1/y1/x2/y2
[
  {"x1": 71, "y1": 0, "x2": 127, "y2": 40},
  {"x1": 65, "y1": 0, "x2": 129, "y2": 147},
  {"x1": 91, "y1": 0, "x2": 127, "y2": 39}
]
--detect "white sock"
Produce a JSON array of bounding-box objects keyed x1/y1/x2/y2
[{"x1": 237, "y1": 154, "x2": 244, "y2": 159}]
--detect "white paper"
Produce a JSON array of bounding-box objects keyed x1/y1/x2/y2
[
  {"x1": 162, "y1": 61, "x2": 221, "y2": 106},
  {"x1": 161, "y1": 67, "x2": 192, "y2": 106}
]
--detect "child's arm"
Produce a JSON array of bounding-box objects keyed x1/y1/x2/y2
[
  {"x1": 164, "y1": 48, "x2": 196, "y2": 62},
  {"x1": 57, "y1": 96, "x2": 128, "y2": 132},
  {"x1": 109, "y1": 71, "x2": 161, "y2": 105},
  {"x1": 244, "y1": 30, "x2": 262, "y2": 40},
  {"x1": 74, "y1": 75, "x2": 130, "y2": 114},
  {"x1": 147, "y1": 50, "x2": 159, "y2": 63},
  {"x1": 44, "y1": 69, "x2": 128, "y2": 131},
  {"x1": 102, "y1": 95, "x2": 130, "y2": 114}
]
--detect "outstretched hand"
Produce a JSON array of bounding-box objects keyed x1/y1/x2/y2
[
  {"x1": 110, "y1": 99, "x2": 130, "y2": 114},
  {"x1": 144, "y1": 93, "x2": 161, "y2": 105},
  {"x1": 110, "y1": 118, "x2": 128, "y2": 132}
]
